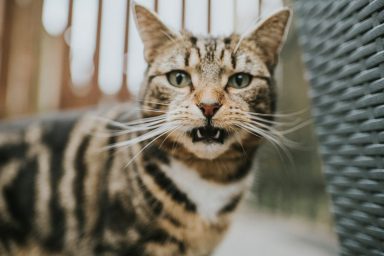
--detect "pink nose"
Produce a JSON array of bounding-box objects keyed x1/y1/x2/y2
[{"x1": 198, "y1": 103, "x2": 222, "y2": 118}]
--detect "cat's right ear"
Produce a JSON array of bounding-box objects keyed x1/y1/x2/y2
[{"x1": 133, "y1": 3, "x2": 178, "y2": 62}]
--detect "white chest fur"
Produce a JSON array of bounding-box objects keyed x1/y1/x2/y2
[{"x1": 160, "y1": 159, "x2": 253, "y2": 221}]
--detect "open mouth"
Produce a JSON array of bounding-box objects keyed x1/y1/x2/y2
[{"x1": 190, "y1": 126, "x2": 227, "y2": 144}]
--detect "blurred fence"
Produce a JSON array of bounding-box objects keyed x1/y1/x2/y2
[{"x1": 0, "y1": 0, "x2": 287, "y2": 119}]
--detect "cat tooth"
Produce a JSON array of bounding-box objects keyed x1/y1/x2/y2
[
  {"x1": 214, "y1": 130, "x2": 221, "y2": 139},
  {"x1": 197, "y1": 129, "x2": 203, "y2": 138}
]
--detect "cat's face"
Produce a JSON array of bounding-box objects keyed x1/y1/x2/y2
[{"x1": 134, "y1": 5, "x2": 290, "y2": 160}]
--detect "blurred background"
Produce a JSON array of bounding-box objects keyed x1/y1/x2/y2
[{"x1": 0, "y1": 0, "x2": 338, "y2": 255}]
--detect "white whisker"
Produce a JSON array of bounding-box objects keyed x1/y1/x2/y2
[
  {"x1": 124, "y1": 125, "x2": 181, "y2": 167},
  {"x1": 103, "y1": 124, "x2": 179, "y2": 150},
  {"x1": 92, "y1": 115, "x2": 164, "y2": 128},
  {"x1": 158, "y1": 125, "x2": 182, "y2": 149},
  {"x1": 121, "y1": 118, "x2": 166, "y2": 127},
  {"x1": 278, "y1": 119, "x2": 313, "y2": 135},
  {"x1": 248, "y1": 116, "x2": 301, "y2": 127},
  {"x1": 91, "y1": 123, "x2": 170, "y2": 138},
  {"x1": 234, "y1": 122, "x2": 295, "y2": 167},
  {"x1": 245, "y1": 108, "x2": 309, "y2": 118}
]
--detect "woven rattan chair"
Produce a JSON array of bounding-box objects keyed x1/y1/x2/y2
[{"x1": 295, "y1": 1, "x2": 384, "y2": 255}]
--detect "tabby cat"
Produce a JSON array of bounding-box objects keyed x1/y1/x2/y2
[{"x1": 0, "y1": 4, "x2": 291, "y2": 256}]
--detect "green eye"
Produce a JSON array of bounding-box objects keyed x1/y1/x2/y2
[
  {"x1": 166, "y1": 70, "x2": 192, "y2": 88},
  {"x1": 228, "y1": 73, "x2": 253, "y2": 89}
]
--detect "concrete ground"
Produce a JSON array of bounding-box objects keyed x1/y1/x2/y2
[{"x1": 214, "y1": 206, "x2": 339, "y2": 256}]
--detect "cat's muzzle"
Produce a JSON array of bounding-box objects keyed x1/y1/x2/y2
[{"x1": 190, "y1": 126, "x2": 227, "y2": 144}]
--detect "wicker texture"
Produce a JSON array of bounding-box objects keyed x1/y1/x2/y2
[{"x1": 294, "y1": 1, "x2": 384, "y2": 255}]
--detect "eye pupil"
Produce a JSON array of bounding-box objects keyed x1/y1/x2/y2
[
  {"x1": 176, "y1": 73, "x2": 183, "y2": 84},
  {"x1": 235, "y1": 75, "x2": 243, "y2": 85}
]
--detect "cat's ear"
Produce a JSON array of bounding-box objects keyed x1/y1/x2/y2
[
  {"x1": 133, "y1": 3, "x2": 178, "y2": 62},
  {"x1": 243, "y1": 8, "x2": 291, "y2": 66}
]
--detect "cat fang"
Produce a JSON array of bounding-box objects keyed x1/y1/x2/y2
[{"x1": 190, "y1": 126, "x2": 228, "y2": 144}]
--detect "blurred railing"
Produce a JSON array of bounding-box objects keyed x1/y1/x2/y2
[{"x1": 0, "y1": 0, "x2": 285, "y2": 119}]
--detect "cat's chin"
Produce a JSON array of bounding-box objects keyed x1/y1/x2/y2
[
  {"x1": 175, "y1": 133, "x2": 232, "y2": 160},
  {"x1": 188, "y1": 142, "x2": 229, "y2": 160}
]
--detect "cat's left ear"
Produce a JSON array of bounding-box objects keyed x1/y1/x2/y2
[
  {"x1": 243, "y1": 8, "x2": 291, "y2": 66},
  {"x1": 133, "y1": 3, "x2": 178, "y2": 62}
]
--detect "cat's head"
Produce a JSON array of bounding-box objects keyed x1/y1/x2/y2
[{"x1": 134, "y1": 4, "x2": 291, "y2": 160}]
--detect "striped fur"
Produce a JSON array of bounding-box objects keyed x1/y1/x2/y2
[{"x1": 0, "y1": 5, "x2": 291, "y2": 256}]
